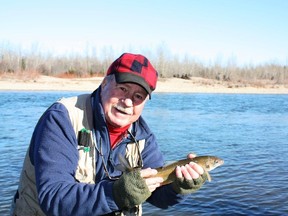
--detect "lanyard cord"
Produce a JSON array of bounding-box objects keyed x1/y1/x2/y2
[
  {"x1": 92, "y1": 129, "x2": 102, "y2": 156},
  {"x1": 92, "y1": 124, "x2": 143, "y2": 179},
  {"x1": 91, "y1": 96, "x2": 119, "y2": 180},
  {"x1": 93, "y1": 132, "x2": 119, "y2": 180}
]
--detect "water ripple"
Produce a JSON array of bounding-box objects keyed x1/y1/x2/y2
[{"x1": 1, "y1": 92, "x2": 288, "y2": 215}]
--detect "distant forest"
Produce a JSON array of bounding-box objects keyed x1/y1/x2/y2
[{"x1": 0, "y1": 44, "x2": 287, "y2": 86}]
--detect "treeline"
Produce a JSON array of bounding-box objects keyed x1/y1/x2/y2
[{"x1": 0, "y1": 46, "x2": 287, "y2": 85}]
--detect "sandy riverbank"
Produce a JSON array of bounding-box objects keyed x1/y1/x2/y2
[{"x1": 0, "y1": 75, "x2": 287, "y2": 94}]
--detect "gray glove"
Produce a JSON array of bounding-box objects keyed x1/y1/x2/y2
[
  {"x1": 172, "y1": 172, "x2": 208, "y2": 195},
  {"x1": 113, "y1": 169, "x2": 151, "y2": 209}
]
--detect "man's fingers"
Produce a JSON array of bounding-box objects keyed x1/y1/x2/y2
[
  {"x1": 176, "y1": 162, "x2": 204, "y2": 180},
  {"x1": 185, "y1": 164, "x2": 200, "y2": 179},
  {"x1": 140, "y1": 168, "x2": 163, "y2": 192},
  {"x1": 140, "y1": 168, "x2": 157, "y2": 178},
  {"x1": 187, "y1": 153, "x2": 197, "y2": 159},
  {"x1": 145, "y1": 177, "x2": 163, "y2": 192},
  {"x1": 175, "y1": 166, "x2": 183, "y2": 178},
  {"x1": 188, "y1": 162, "x2": 204, "y2": 175},
  {"x1": 145, "y1": 177, "x2": 163, "y2": 185}
]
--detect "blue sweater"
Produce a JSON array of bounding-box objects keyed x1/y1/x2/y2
[{"x1": 29, "y1": 88, "x2": 185, "y2": 215}]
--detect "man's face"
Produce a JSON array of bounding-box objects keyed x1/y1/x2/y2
[{"x1": 100, "y1": 75, "x2": 149, "y2": 128}]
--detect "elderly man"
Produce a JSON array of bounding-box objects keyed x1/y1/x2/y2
[{"x1": 11, "y1": 53, "x2": 207, "y2": 215}]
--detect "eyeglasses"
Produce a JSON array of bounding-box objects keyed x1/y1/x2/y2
[{"x1": 95, "y1": 130, "x2": 143, "y2": 181}]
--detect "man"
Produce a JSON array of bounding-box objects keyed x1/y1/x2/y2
[{"x1": 11, "y1": 53, "x2": 207, "y2": 215}]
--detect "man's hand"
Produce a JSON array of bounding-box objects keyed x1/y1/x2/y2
[
  {"x1": 172, "y1": 153, "x2": 208, "y2": 194},
  {"x1": 176, "y1": 153, "x2": 204, "y2": 179},
  {"x1": 140, "y1": 168, "x2": 163, "y2": 192},
  {"x1": 113, "y1": 168, "x2": 163, "y2": 209}
]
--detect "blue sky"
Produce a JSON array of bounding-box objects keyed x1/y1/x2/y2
[{"x1": 1, "y1": 0, "x2": 287, "y2": 66}]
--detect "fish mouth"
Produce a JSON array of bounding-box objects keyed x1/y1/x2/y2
[
  {"x1": 217, "y1": 159, "x2": 225, "y2": 166},
  {"x1": 113, "y1": 104, "x2": 133, "y2": 115}
]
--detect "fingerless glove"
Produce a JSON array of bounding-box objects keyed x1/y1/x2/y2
[
  {"x1": 172, "y1": 172, "x2": 208, "y2": 195},
  {"x1": 113, "y1": 169, "x2": 151, "y2": 209}
]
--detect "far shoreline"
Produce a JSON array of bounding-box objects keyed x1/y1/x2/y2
[{"x1": 0, "y1": 75, "x2": 287, "y2": 94}]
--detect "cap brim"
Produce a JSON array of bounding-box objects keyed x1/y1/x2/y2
[{"x1": 114, "y1": 72, "x2": 152, "y2": 99}]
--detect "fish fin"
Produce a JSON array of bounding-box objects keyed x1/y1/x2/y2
[
  {"x1": 117, "y1": 154, "x2": 133, "y2": 171},
  {"x1": 204, "y1": 168, "x2": 212, "y2": 182}
]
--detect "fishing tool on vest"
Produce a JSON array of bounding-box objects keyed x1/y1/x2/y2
[{"x1": 78, "y1": 128, "x2": 92, "y2": 152}]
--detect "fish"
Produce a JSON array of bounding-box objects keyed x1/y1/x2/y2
[
  {"x1": 117, "y1": 155, "x2": 224, "y2": 185},
  {"x1": 155, "y1": 156, "x2": 224, "y2": 185}
]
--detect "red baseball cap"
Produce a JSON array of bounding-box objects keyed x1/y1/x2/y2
[{"x1": 106, "y1": 53, "x2": 158, "y2": 98}]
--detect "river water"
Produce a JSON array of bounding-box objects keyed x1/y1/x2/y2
[{"x1": 0, "y1": 91, "x2": 287, "y2": 215}]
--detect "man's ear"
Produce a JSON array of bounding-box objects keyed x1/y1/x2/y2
[{"x1": 101, "y1": 77, "x2": 108, "y2": 90}]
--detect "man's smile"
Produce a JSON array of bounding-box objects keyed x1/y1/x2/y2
[{"x1": 112, "y1": 104, "x2": 133, "y2": 115}]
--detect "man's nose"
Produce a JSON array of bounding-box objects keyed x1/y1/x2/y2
[{"x1": 123, "y1": 98, "x2": 133, "y2": 107}]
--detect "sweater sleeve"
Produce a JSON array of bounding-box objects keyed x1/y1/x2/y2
[{"x1": 30, "y1": 103, "x2": 119, "y2": 215}]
